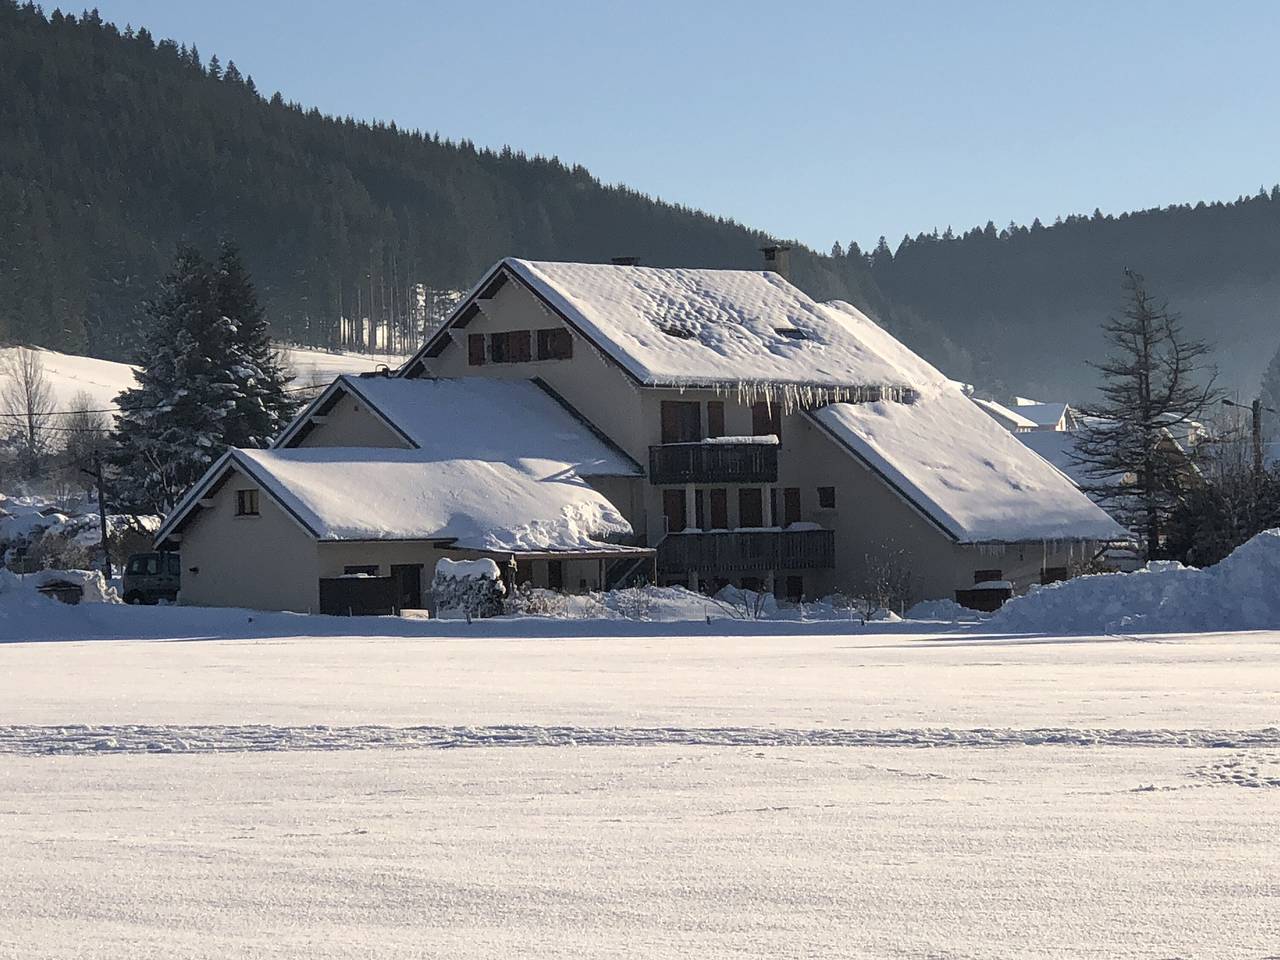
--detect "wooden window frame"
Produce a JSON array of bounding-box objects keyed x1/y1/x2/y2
[
  {"x1": 817, "y1": 486, "x2": 836, "y2": 509},
  {"x1": 706, "y1": 401, "x2": 725, "y2": 439},
  {"x1": 536, "y1": 327, "x2": 573, "y2": 361},
  {"x1": 235, "y1": 489, "x2": 260, "y2": 516},
  {"x1": 467, "y1": 333, "x2": 486, "y2": 366}
]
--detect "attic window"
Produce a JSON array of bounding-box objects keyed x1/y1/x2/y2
[
  {"x1": 775, "y1": 327, "x2": 807, "y2": 340},
  {"x1": 658, "y1": 323, "x2": 694, "y2": 340}
]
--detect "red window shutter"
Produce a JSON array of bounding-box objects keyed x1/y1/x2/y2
[{"x1": 468, "y1": 334, "x2": 485, "y2": 366}]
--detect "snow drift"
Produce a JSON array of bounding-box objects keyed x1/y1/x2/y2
[{"x1": 992, "y1": 528, "x2": 1280, "y2": 634}]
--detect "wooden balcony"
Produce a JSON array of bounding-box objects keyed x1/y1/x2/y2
[
  {"x1": 656, "y1": 528, "x2": 834, "y2": 574},
  {"x1": 648, "y1": 441, "x2": 778, "y2": 485}
]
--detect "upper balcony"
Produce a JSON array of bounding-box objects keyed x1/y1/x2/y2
[
  {"x1": 648, "y1": 438, "x2": 778, "y2": 485},
  {"x1": 656, "y1": 527, "x2": 834, "y2": 574}
]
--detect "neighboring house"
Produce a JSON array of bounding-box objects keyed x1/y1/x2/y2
[
  {"x1": 972, "y1": 398, "x2": 1039, "y2": 433},
  {"x1": 974, "y1": 396, "x2": 1077, "y2": 433},
  {"x1": 158, "y1": 254, "x2": 1126, "y2": 613}
]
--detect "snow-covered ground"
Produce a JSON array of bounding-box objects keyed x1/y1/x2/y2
[
  {"x1": 1, "y1": 617, "x2": 1277, "y2": 957},
  {"x1": 0, "y1": 345, "x2": 403, "y2": 413}
]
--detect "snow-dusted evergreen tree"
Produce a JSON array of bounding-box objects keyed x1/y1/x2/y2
[
  {"x1": 214, "y1": 240, "x2": 297, "y2": 447},
  {"x1": 110, "y1": 246, "x2": 243, "y2": 516},
  {"x1": 1073, "y1": 271, "x2": 1219, "y2": 558}
]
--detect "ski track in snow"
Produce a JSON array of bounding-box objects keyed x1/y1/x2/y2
[{"x1": 3, "y1": 723, "x2": 1279, "y2": 758}]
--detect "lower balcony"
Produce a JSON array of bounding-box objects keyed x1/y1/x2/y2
[{"x1": 656, "y1": 527, "x2": 835, "y2": 574}]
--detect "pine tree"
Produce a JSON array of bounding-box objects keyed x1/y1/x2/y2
[
  {"x1": 110, "y1": 246, "x2": 243, "y2": 515},
  {"x1": 213, "y1": 240, "x2": 297, "y2": 448},
  {"x1": 1073, "y1": 271, "x2": 1220, "y2": 558}
]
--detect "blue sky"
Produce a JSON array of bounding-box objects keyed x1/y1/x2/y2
[{"x1": 89, "y1": 0, "x2": 1280, "y2": 251}]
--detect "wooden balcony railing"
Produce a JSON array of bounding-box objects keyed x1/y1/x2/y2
[
  {"x1": 648, "y1": 441, "x2": 778, "y2": 485},
  {"x1": 656, "y1": 528, "x2": 834, "y2": 574}
]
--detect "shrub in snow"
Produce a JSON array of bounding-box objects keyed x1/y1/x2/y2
[
  {"x1": 607, "y1": 586, "x2": 653, "y2": 621},
  {"x1": 504, "y1": 584, "x2": 569, "y2": 619},
  {"x1": 432, "y1": 558, "x2": 506, "y2": 620},
  {"x1": 710, "y1": 585, "x2": 778, "y2": 621},
  {"x1": 991, "y1": 528, "x2": 1280, "y2": 634}
]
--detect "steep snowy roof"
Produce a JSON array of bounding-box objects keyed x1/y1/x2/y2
[
  {"x1": 810, "y1": 383, "x2": 1127, "y2": 544},
  {"x1": 276, "y1": 375, "x2": 639, "y2": 477},
  {"x1": 1011, "y1": 401, "x2": 1072, "y2": 430},
  {"x1": 972, "y1": 397, "x2": 1039, "y2": 432},
  {"x1": 332, "y1": 376, "x2": 639, "y2": 477},
  {"x1": 231, "y1": 447, "x2": 631, "y2": 551},
  {"x1": 1016, "y1": 431, "x2": 1088, "y2": 486},
  {"x1": 498, "y1": 259, "x2": 920, "y2": 392}
]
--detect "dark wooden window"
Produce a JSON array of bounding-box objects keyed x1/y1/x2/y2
[
  {"x1": 738, "y1": 488, "x2": 764, "y2": 528},
  {"x1": 468, "y1": 333, "x2": 486, "y2": 366},
  {"x1": 706, "y1": 401, "x2": 725, "y2": 438},
  {"x1": 694, "y1": 489, "x2": 705, "y2": 531},
  {"x1": 708, "y1": 488, "x2": 728, "y2": 529},
  {"x1": 739, "y1": 576, "x2": 764, "y2": 593},
  {"x1": 783, "y1": 487, "x2": 801, "y2": 526},
  {"x1": 547, "y1": 559, "x2": 564, "y2": 591},
  {"x1": 536, "y1": 327, "x2": 573, "y2": 360},
  {"x1": 660, "y1": 400, "x2": 702, "y2": 444},
  {"x1": 817, "y1": 486, "x2": 836, "y2": 509},
  {"x1": 751, "y1": 401, "x2": 782, "y2": 439},
  {"x1": 663, "y1": 489, "x2": 687, "y2": 532},
  {"x1": 343, "y1": 564, "x2": 378, "y2": 576},
  {"x1": 516, "y1": 560, "x2": 534, "y2": 584},
  {"x1": 391, "y1": 564, "x2": 423, "y2": 610},
  {"x1": 490, "y1": 330, "x2": 532, "y2": 363},
  {"x1": 235, "y1": 489, "x2": 259, "y2": 516},
  {"x1": 785, "y1": 575, "x2": 804, "y2": 602},
  {"x1": 974, "y1": 569, "x2": 1004, "y2": 583}
]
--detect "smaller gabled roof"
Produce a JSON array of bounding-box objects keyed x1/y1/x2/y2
[
  {"x1": 972, "y1": 397, "x2": 1039, "y2": 432},
  {"x1": 276, "y1": 375, "x2": 641, "y2": 477},
  {"x1": 156, "y1": 447, "x2": 634, "y2": 552}
]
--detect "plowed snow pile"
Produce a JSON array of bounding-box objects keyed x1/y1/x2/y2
[{"x1": 992, "y1": 528, "x2": 1280, "y2": 634}]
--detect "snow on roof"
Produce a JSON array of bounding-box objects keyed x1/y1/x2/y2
[
  {"x1": 810, "y1": 383, "x2": 1128, "y2": 544},
  {"x1": 503, "y1": 259, "x2": 920, "y2": 394},
  {"x1": 332, "y1": 376, "x2": 639, "y2": 477},
  {"x1": 232, "y1": 447, "x2": 633, "y2": 552},
  {"x1": 1011, "y1": 401, "x2": 1071, "y2": 429},
  {"x1": 1015, "y1": 431, "x2": 1088, "y2": 486},
  {"x1": 971, "y1": 397, "x2": 1039, "y2": 432}
]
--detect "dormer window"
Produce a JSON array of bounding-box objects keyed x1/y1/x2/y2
[
  {"x1": 658, "y1": 323, "x2": 694, "y2": 340},
  {"x1": 235, "y1": 489, "x2": 260, "y2": 516},
  {"x1": 775, "y1": 327, "x2": 807, "y2": 340}
]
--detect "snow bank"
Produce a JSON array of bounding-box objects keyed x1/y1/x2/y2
[
  {"x1": 0, "y1": 567, "x2": 119, "y2": 640},
  {"x1": 992, "y1": 529, "x2": 1280, "y2": 634},
  {"x1": 434, "y1": 557, "x2": 501, "y2": 581}
]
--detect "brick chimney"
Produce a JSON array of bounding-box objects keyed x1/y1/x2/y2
[{"x1": 760, "y1": 244, "x2": 792, "y2": 280}]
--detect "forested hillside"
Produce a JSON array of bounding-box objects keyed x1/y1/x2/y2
[
  {"x1": 0, "y1": 2, "x2": 971, "y2": 377},
  {"x1": 866, "y1": 196, "x2": 1280, "y2": 398}
]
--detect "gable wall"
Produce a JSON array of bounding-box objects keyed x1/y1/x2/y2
[
  {"x1": 414, "y1": 276, "x2": 650, "y2": 457},
  {"x1": 176, "y1": 463, "x2": 321, "y2": 612},
  {"x1": 293, "y1": 389, "x2": 410, "y2": 449}
]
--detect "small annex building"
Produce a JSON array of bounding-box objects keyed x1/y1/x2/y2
[
  {"x1": 155, "y1": 375, "x2": 651, "y2": 614},
  {"x1": 159, "y1": 255, "x2": 1127, "y2": 613}
]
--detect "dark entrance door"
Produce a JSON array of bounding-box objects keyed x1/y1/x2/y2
[
  {"x1": 390, "y1": 564, "x2": 423, "y2": 610},
  {"x1": 663, "y1": 488, "x2": 687, "y2": 532}
]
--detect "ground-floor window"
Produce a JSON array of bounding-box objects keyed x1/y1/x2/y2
[{"x1": 343, "y1": 564, "x2": 379, "y2": 576}]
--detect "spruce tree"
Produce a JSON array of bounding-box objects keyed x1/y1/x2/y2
[
  {"x1": 213, "y1": 240, "x2": 297, "y2": 448},
  {"x1": 1073, "y1": 271, "x2": 1220, "y2": 558},
  {"x1": 110, "y1": 246, "x2": 242, "y2": 516}
]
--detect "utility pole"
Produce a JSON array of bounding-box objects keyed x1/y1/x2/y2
[
  {"x1": 80, "y1": 451, "x2": 112, "y2": 581},
  {"x1": 1224, "y1": 397, "x2": 1274, "y2": 479}
]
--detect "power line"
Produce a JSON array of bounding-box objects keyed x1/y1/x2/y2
[{"x1": 0, "y1": 380, "x2": 330, "y2": 420}]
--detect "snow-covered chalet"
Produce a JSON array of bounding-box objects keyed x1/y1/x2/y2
[{"x1": 156, "y1": 253, "x2": 1126, "y2": 614}]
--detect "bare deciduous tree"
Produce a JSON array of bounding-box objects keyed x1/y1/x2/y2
[
  {"x1": 1, "y1": 347, "x2": 55, "y2": 479},
  {"x1": 59, "y1": 390, "x2": 109, "y2": 494}
]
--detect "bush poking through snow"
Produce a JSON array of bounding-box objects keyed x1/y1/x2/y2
[
  {"x1": 504, "y1": 584, "x2": 569, "y2": 619},
  {"x1": 431, "y1": 558, "x2": 506, "y2": 620}
]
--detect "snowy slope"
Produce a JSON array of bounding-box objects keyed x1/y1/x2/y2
[
  {"x1": 811, "y1": 382, "x2": 1127, "y2": 543},
  {"x1": 279, "y1": 345, "x2": 406, "y2": 387}
]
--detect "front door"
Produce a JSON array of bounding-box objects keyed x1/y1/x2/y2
[{"x1": 390, "y1": 564, "x2": 423, "y2": 610}]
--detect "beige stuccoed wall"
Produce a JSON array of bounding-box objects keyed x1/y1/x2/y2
[
  {"x1": 294, "y1": 389, "x2": 409, "y2": 448},
  {"x1": 415, "y1": 278, "x2": 651, "y2": 457},
  {"x1": 177, "y1": 464, "x2": 322, "y2": 613}
]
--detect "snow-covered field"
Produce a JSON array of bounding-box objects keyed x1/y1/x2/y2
[{"x1": 1, "y1": 618, "x2": 1277, "y2": 957}]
